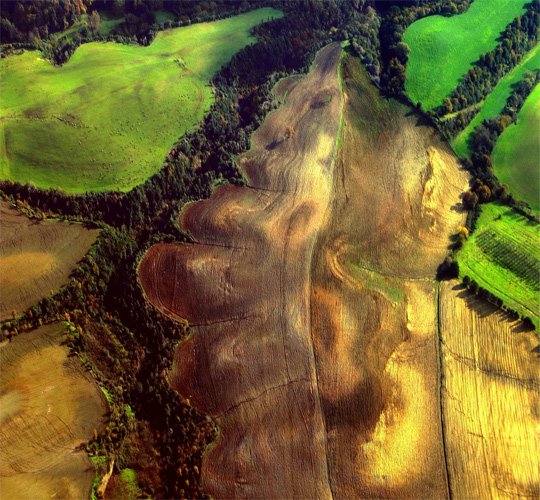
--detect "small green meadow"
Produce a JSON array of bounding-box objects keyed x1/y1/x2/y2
[
  {"x1": 0, "y1": 8, "x2": 282, "y2": 193},
  {"x1": 404, "y1": 0, "x2": 528, "y2": 110},
  {"x1": 491, "y1": 83, "x2": 540, "y2": 212}
]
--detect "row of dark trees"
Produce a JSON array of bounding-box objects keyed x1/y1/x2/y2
[
  {"x1": 462, "y1": 275, "x2": 535, "y2": 329},
  {"x1": 436, "y1": 0, "x2": 539, "y2": 121}
]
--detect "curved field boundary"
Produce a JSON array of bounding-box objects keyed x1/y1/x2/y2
[
  {"x1": 452, "y1": 44, "x2": 540, "y2": 158},
  {"x1": 404, "y1": 0, "x2": 528, "y2": 110},
  {"x1": 0, "y1": 8, "x2": 282, "y2": 193},
  {"x1": 139, "y1": 49, "x2": 471, "y2": 497},
  {"x1": 492, "y1": 84, "x2": 540, "y2": 211},
  {"x1": 0, "y1": 322, "x2": 107, "y2": 499},
  {"x1": 140, "y1": 44, "x2": 343, "y2": 498},
  {"x1": 0, "y1": 201, "x2": 98, "y2": 320}
]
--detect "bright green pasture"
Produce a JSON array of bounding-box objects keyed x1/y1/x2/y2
[
  {"x1": 0, "y1": 8, "x2": 282, "y2": 193},
  {"x1": 404, "y1": 0, "x2": 528, "y2": 110},
  {"x1": 452, "y1": 44, "x2": 540, "y2": 158},
  {"x1": 492, "y1": 84, "x2": 540, "y2": 211},
  {"x1": 458, "y1": 203, "x2": 540, "y2": 326}
]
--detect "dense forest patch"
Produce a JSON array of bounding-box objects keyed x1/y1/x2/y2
[
  {"x1": 458, "y1": 203, "x2": 540, "y2": 326},
  {"x1": 0, "y1": 8, "x2": 281, "y2": 193},
  {"x1": 0, "y1": 201, "x2": 98, "y2": 320},
  {"x1": 404, "y1": 0, "x2": 528, "y2": 110},
  {"x1": 492, "y1": 83, "x2": 540, "y2": 211}
]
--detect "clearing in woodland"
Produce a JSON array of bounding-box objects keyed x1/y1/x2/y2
[
  {"x1": 0, "y1": 201, "x2": 98, "y2": 321},
  {"x1": 0, "y1": 322, "x2": 107, "y2": 500},
  {"x1": 0, "y1": 8, "x2": 282, "y2": 193},
  {"x1": 404, "y1": 0, "x2": 528, "y2": 110}
]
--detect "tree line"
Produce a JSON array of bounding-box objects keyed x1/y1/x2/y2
[{"x1": 435, "y1": 0, "x2": 539, "y2": 137}]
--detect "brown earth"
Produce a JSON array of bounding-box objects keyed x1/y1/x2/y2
[
  {"x1": 140, "y1": 43, "x2": 343, "y2": 498},
  {"x1": 0, "y1": 322, "x2": 107, "y2": 499},
  {"x1": 139, "y1": 48, "x2": 535, "y2": 498},
  {"x1": 0, "y1": 201, "x2": 98, "y2": 320},
  {"x1": 439, "y1": 281, "x2": 540, "y2": 499}
]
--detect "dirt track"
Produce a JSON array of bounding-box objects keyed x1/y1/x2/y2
[
  {"x1": 0, "y1": 202, "x2": 98, "y2": 320},
  {"x1": 139, "y1": 49, "x2": 536, "y2": 497},
  {"x1": 0, "y1": 322, "x2": 107, "y2": 499}
]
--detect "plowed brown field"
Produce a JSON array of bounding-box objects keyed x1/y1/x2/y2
[
  {"x1": 0, "y1": 322, "x2": 107, "y2": 499},
  {"x1": 439, "y1": 281, "x2": 540, "y2": 498},
  {"x1": 0, "y1": 202, "x2": 98, "y2": 320},
  {"x1": 140, "y1": 44, "x2": 343, "y2": 498},
  {"x1": 140, "y1": 48, "x2": 535, "y2": 497}
]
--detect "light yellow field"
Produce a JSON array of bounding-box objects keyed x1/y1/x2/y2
[
  {"x1": 0, "y1": 201, "x2": 98, "y2": 320},
  {"x1": 0, "y1": 322, "x2": 107, "y2": 499},
  {"x1": 439, "y1": 281, "x2": 539, "y2": 498}
]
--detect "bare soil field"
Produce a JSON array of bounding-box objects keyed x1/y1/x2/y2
[
  {"x1": 439, "y1": 281, "x2": 540, "y2": 499},
  {"x1": 140, "y1": 44, "x2": 343, "y2": 498},
  {"x1": 0, "y1": 322, "x2": 107, "y2": 499},
  {"x1": 0, "y1": 201, "x2": 98, "y2": 320}
]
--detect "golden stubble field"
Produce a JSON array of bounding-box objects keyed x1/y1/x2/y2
[
  {"x1": 439, "y1": 280, "x2": 539, "y2": 498},
  {"x1": 309, "y1": 55, "x2": 469, "y2": 498},
  {"x1": 0, "y1": 201, "x2": 98, "y2": 320},
  {"x1": 0, "y1": 322, "x2": 107, "y2": 499}
]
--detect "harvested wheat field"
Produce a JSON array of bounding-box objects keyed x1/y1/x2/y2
[
  {"x1": 0, "y1": 201, "x2": 98, "y2": 320},
  {"x1": 0, "y1": 322, "x2": 107, "y2": 499},
  {"x1": 308, "y1": 55, "x2": 468, "y2": 498},
  {"x1": 439, "y1": 281, "x2": 540, "y2": 499},
  {"x1": 138, "y1": 47, "x2": 505, "y2": 497}
]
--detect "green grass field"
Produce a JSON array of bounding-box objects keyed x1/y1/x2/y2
[
  {"x1": 491, "y1": 84, "x2": 540, "y2": 212},
  {"x1": 458, "y1": 203, "x2": 540, "y2": 326},
  {"x1": 0, "y1": 8, "x2": 282, "y2": 193},
  {"x1": 452, "y1": 44, "x2": 540, "y2": 158},
  {"x1": 404, "y1": 0, "x2": 528, "y2": 110}
]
